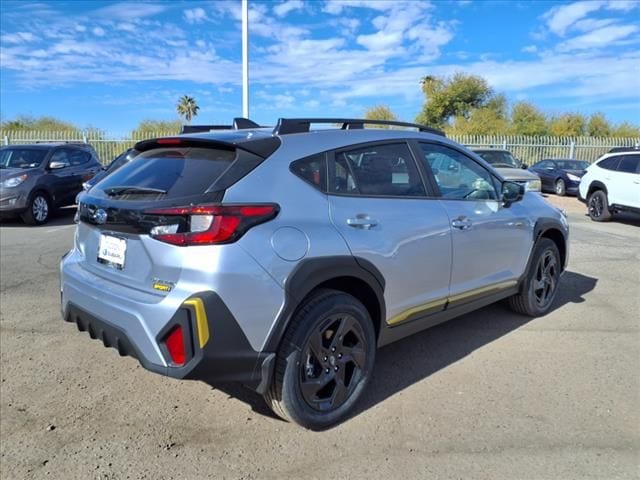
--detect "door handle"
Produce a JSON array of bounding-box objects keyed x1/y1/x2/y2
[
  {"x1": 451, "y1": 216, "x2": 472, "y2": 230},
  {"x1": 347, "y1": 215, "x2": 378, "y2": 229}
]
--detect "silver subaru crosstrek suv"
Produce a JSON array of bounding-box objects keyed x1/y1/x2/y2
[{"x1": 61, "y1": 118, "x2": 569, "y2": 429}]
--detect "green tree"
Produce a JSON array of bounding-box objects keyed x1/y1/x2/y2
[
  {"x1": 450, "y1": 107, "x2": 508, "y2": 135},
  {"x1": 176, "y1": 95, "x2": 200, "y2": 125},
  {"x1": 510, "y1": 102, "x2": 548, "y2": 136},
  {"x1": 611, "y1": 121, "x2": 640, "y2": 137},
  {"x1": 586, "y1": 112, "x2": 611, "y2": 137},
  {"x1": 132, "y1": 119, "x2": 182, "y2": 136},
  {"x1": 363, "y1": 105, "x2": 398, "y2": 128},
  {"x1": 1, "y1": 115, "x2": 78, "y2": 131},
  {"x1": 549, "y1": 113, "x2": 587, "y2": 137},
  {"x1": 416, "y1": 73, "x2": 494, "y2": 128}
]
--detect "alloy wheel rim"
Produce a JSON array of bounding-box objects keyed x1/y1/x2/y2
[
  {"x1": 589, "y1": 195, "x2": 602, "y2": 217},
  {"x1": 299, "y1": 314, "x2": 367, "y2": 412},
  {"x1": 556, "y1": 181, "x2": 564, "y2": 194},
  {"x1": 532, "y1": 250, "x2": 558, "y2": 308},
  {"x1": 33, "y1": 196, "x2": 48, "y2": 222}
]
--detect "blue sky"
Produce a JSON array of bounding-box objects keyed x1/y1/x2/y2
[{"x1": 1, "y1": 0, "x2": 639, "y2": 134}]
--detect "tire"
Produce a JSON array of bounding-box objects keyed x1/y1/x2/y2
[
  {"x1": 587, "y1": 190, "x2": 611, "y2": 222},
  {"x1": 508, "y1": 238, "x2": 561, "y2": 317},
  {"x1": 21, "y1": 192, "x2": 51, "y2": 225},
  {"x1": 265, "y1": 289, "x2": 376, "y2": 430},
  {"x1": 555, "y1": 179, "x2": 566, "y2": 196}
]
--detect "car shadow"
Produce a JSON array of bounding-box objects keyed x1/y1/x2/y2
[
  {"x1": 208, "y1": 270, "x2": 598, "y2": 426},
  {"x1": 0, "y1": 206, "x2": 77, "y2": 228}
]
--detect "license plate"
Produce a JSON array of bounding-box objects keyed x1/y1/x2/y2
[{"x1": 97, "y1": 234, "x2": 126, "y2": 270}]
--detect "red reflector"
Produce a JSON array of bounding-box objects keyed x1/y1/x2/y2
[
  {"x1": 156, "y1": 138, "x2": 182, "y2": 145},
  {"x1": 165, "y1": 325, "x2": 185, "y2": 365}
]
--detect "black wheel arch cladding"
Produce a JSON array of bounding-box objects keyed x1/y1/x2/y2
[{"x1": 263, "y1": 256, "x2": 386, "y2": 352}]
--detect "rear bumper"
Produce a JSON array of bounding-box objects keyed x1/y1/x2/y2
[{"x1": 62, "y1": 283, "x2": 275, "y2": 392}]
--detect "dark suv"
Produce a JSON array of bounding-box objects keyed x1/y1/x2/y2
[{"x1": 0, "y1": 143, "x2": 101, "y2": 225}]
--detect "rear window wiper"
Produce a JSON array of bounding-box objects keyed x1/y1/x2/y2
[{"x1": 104, "y1": 186, "x2": 168, "y2": 196}]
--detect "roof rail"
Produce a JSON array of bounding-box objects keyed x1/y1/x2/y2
[
  {"x1": 608, "y1": 146, "x2": 640, "y2": 153},
  {"x1": 272, "y1": 118, "x2": 445, "y2": 137},
  {"x1": 33, "y1": 140, "x2": 87, "y2": 144},
  {"x1": 180, "y1": 117, "x2": 261, "y2": 134}
]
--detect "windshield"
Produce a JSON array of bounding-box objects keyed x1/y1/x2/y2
[
  {"x1": 0, "y1": 148, "x2": 47, "y2": 169},
  {"x1": 555, "y1": 160, "x2": 589, "y2": 170},
  {"x1": 475, "y1": 151, "x2": 519, "y2": 168}
]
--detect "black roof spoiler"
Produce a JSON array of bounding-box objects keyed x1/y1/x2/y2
[
  {"x1": 272, "y1": 118, "x2": 445, "y2": 137},
  {"x1": 180, "y1": 117, "x2": 261, "y2": 134}
]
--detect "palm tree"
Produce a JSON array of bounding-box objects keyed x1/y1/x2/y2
[{"x1": 176, "y1": 95, "x2": 200, "y2": 124}]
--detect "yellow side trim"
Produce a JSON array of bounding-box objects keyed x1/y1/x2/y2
[
  {"x1": 387, "y1": 298, "x2": 447, "y2": 326},
  {"x1": 386, "y1": 280, "x2": 518, "y2": 327},
  {"x1": 448, "y1": 280, "x2": 518, "y2": 304},
  {"x1": 183, "y1": 298, "x2": 210, "y2": 348}
]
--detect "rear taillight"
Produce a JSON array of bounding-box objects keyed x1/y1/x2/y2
[
  {"x1": 165, "y1": 325, "x2": 185, "y2": 366},
  {"x1": 145, "y1": 204, "x2": 279, "y2": 246}
]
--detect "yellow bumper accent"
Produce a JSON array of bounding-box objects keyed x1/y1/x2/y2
[
  {"x1": 183, "y1": 298, "x2": 210, "y2": 348},
  {"x1": 387, "y1": 298, "x2": 447, "y2": 326}
]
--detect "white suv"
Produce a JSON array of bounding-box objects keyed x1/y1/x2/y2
[{"x1": 579, "y1": 149, "x2": 640, "y2": 221}]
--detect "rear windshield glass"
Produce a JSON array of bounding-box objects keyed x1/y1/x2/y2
[
  {"x1": 95, "y1": 147, "x2": 236, "y2": 200},
  {"x1": 475, "y1": 151, "x2": 519, "y2": 168},
  {"x1": 0, "y1": 148, "x2": 47, "y2": 169}
]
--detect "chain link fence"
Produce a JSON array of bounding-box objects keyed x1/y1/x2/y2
[{"x1": 2, "y1": 130, "x2": 639, "y2": 166}]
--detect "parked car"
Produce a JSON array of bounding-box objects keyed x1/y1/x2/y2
[
  {"x1": 76, "y1": 148, "x2": 138, "y2": 203},
  {"x1": 61, "y1": 117, "x2": 569, "y2": 429},
  {"x1": 529, "y1": 159, "x2": 590, "y2": 196},
  {"x1": 578, "y1": 148, "x2": 640, "y2": 221},
  {"x1": 472, "y1": 148, "x2": 541, "y2": 192},
  {"x1": 0, "y1": 143, "x2": 101, "y2": 225}
]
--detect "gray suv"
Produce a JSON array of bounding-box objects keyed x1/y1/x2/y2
[
  {"x1": 60, "y1": 118, "x2": 569, "y2": 429},
  {"x1": 0, "y1": 143, "x2": 101, "y2": 224}
]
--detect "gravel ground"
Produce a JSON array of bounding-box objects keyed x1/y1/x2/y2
[{"x1": 1, "y1": 196, "x2": 639, "y2": 480}]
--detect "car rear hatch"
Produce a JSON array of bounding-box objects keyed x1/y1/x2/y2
[{"x1": 76, "y1": 136, "x2": 280, "y2": 297}]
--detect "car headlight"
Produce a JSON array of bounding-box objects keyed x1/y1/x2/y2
[
  {"x1": 1, "y1": 174, "x2": 28, "y2": 188},
  {"x1": 566, "y1": 173, "x2": 580, "y2": 182},
  {"x1": 525, "y1": 179, "x2": 541, "y2": 192},
  {"x1": 82, "y1": 181, "x2": 90, "y2": 191}
]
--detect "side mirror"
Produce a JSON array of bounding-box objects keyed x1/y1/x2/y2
[
  {"x1": 521, "y1": 164, "x2": 528, "y2": 169},
  {"x1": 501, "y1": 180, "x2": 524, "y2": 207},
  {"x1": 49, "y1": 161, "x2": 67, "y2": 170}
]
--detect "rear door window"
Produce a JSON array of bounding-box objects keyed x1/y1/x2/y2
[
  {"x1": 330, "y1": 143, "x2": 426, "y2": 197},
  {"x1": 617, "y1": 155, "x2": 640, "y2": 174},
  {"x1": 95, "y1": 147, "x2": 236, "y2": 200},
  {"x1": 69, "y1": 150, "x2": 90, "y2": 166}
]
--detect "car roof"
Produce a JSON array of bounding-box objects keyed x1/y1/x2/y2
[
  {"x1": 472, "y1": 148, "x2": 511, "y2": 153},
  {"x1": 0, "y1": 142, "x2": 93, "y2": 149}
]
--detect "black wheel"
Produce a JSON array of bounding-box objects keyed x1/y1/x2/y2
[
  {"x1": 265, "y1": 289, "x2": 375, "y2": 430},
  {"x1": 509, "y1": 238, "x2": 561, "y2": 317},
  {"x1": 587, "y1": 190, "x2": 611, "y2": 222},
  {"x1": 21, "y1": 192, "x2": 51, "y2": 225},
  {"x1": 555, "y1": 179, "x2": 566, "y2": 196}
]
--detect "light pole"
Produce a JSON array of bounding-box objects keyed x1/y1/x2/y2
[{"x1": 242, "y1": 0, "x2": 249, "y2": 118}]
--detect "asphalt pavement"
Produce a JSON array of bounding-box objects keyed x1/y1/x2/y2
[{"x1": 0, "y1": 199, "x2": 638, "y2": 479}]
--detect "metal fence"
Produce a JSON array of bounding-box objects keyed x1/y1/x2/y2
[{"x1": 2, "y1": 130, "x2": 639, "y2": 165}]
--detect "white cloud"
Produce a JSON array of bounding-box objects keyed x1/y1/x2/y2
[
  {"x1": 92, "y1": 2, "x2": 167, "y2": 19},
  {"x1": 522, "y1": 45, "x2": 538, "y2": 53},
  {"x1": 195, "y1": 39, "x2": 206, "y2": 48},
  {"x1": 543, "y1": 1, "x2": 606, "y2": 36},
  {"x1": 273, "y1": 0, "x2": 304, "y2": 17},
  {"x1": 571, "y1": 18, "x2": 617, "y2": 32},
  {"x1": 606, "y1": 0, "x2": 640, "y2": 11},
  {"x1": 0, "y1": 32, "x2": 36, "y2": 44},
  {"x1": 75, "y1": 25, "x2": 86, "y2": 32},
  {"x1": 557, "y1": 24, "x2": 639, "y2": 51},
  {"x1": 92, "y1": 27, "x2": 105, "y2": 37},
  {"x1": 116, "y1": 23, "x2": 137, "y2": 32},
  {"x1": 184, "y1": 7, "x2": 208, "y2": 24}
]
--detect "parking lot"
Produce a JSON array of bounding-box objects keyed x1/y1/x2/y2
[{"x1": 0, "y1": 197, "x2": 638, "y2": 479}]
